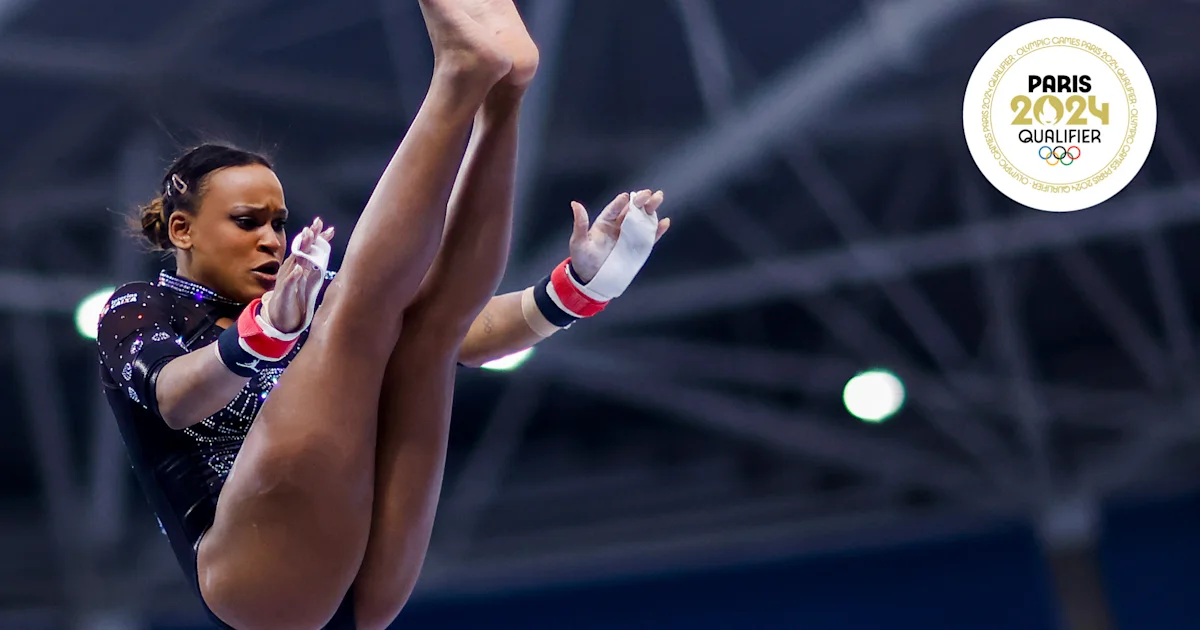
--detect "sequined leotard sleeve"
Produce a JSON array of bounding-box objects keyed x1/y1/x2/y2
[{"x1": 97, "y1": 282, "x2": 191, "y2": 416}]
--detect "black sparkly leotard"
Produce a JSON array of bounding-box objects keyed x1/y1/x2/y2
[{"x1": 97, "y1": 269, "x2": 356, "y2": 629}]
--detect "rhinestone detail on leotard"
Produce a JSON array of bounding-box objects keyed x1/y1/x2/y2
[{"x1": 156, "y1": 270, "x2": 244, "y2": 307}]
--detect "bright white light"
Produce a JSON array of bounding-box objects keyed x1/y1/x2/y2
[
  {"x1": 481, "y1": 347, "x2": 535, "y2": 371},
  {"x1": 76, "y1": 286, "x2": 117, "y2": 340},
  {"x1": 843, "y1": 369, "x2": 905, "y2": 423}
]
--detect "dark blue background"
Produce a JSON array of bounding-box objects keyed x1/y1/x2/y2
[{"x1": 148, "y1": 492, "x2": 1200, "y2": 630}]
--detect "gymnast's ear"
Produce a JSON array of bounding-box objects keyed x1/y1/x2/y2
[{"x1": 167, "y1": 209, "x2": 195, "y2": 251}]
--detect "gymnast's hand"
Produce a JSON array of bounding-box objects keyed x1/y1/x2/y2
[
  {"x1": 265, "y1": 217, "x2": 336, "y2": 335},
  {"x1": 568, "y1": 189, "x2": 669, "y2": 283}
]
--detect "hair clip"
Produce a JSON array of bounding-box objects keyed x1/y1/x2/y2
[{"x1": 170, "y1": 173, "x2": 189, "y2": 196}]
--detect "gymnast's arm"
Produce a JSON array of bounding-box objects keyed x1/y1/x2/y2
[
  {"x1": 456, "y1": 291, "x2": 548, "y2": 367},
  {"x1": 458, "y1": 190, "x2": 670, "y2": 367},
  {"x1": 97, "y1": 288, "x2": 249, "y2": 431},
  {"x1": 154, "y1": 341, "x2": 251, "y2": 430},
  {"x1": 108, "y1": 231, "x2": 333, "y2": 429},
  {"x1": 155, "y1": 257, "x2": 331, "y2": 429}
]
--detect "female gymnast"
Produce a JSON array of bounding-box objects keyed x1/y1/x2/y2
[{"x1": 95, "y1": 1, "x2": 669, "y2": 629}]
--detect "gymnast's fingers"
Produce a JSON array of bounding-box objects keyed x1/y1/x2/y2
[
  {"x1": 614, "y1": 203, "x2": 629, "y2": 227},
  {"x1": 295, "y1": 226, "x2": 313, "y2": 254},
  {"x1": 597, "y1": 192, "x2": 629, "y2": 223},
  {"x1": 645, "y1": 190, "x2": 664, "y2": 215},
  {"x1": 570, "y1": 201, "x2": 590, "y2": 242},
  {"x1": 655, "y1": 217, "x2": 671, "y2": 243}
]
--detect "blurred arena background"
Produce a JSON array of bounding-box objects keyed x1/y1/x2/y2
[{"x1": 2, "y1": 0, "x2": 1200, "y2": 627}]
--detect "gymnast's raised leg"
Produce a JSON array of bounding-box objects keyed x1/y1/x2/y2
[
  {"x1": 194, "y1": 2, "x2": 518, "y2": 629},
  {"x1": 347, "y1": 13, "x2": 539, "y2": 630}
]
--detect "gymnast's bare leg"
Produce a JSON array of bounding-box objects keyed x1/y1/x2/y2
[
  {"x1": 347, "y1": 10, "x2": 538, "y2": 629},
  {"x1": 194, "y1": 2, "x2": 517, "y2": 629}
]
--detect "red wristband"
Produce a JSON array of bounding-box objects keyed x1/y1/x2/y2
[
  {"x1": 237, "y1": 298, "x2": 297, "y2": 361},
  {"x1": 548, "y1": 258, "x2": 609, "y2": 318}
]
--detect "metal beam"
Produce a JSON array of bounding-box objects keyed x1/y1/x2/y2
[
  {"x1": 575, "y1": 14, "x2": 1018, "y2": 489},
  {"x1": 538, "y1": 347, "x2": 982, "y2": 497},
  {"x1": 1140, "y1": 220, "x2": 1194, "y2": 373},
  {"x1": 419, "y1": 496, "x2": 1020, "y2": 600},
  {"x1": 314, "y1": 132, "x2": 678, "y2": 192},
  {"x1": 1055, "y1": 249, "x2": 1170, "y2": 390},
  {"x1": 313, "y1": 55, "x2": 1200, "y2": 192},
  {"x1": 782, "y1": 145, "x2": 970, "y2": 368},
  {"x1": 0, "y1": 99, "x2": 120, "y2": 205},
  {"x1": 0, "y1": 269, "x2": 109, "y2": 313},
  {"x1": 959, "y1": 174, "x2": 1054, "y2": 500},
  {"x1": 695, "y1": 203, "x2": 1019, "y2": 490},
  {"x1": 0, "y1": 35, "x2": 397, "y2": 117},
  {"x1": 670, "y1": 0, "x2": 736, "y2": 118},
  {"x1": 139, "y1": 0, "x2": 276, "y2": 75},
  {"x1": 13, "y1": 317, "x2": 85, "y2": 613},
  {"x1": 512, "y1": 0, "x2": 992, "y2": 285},
  {"x1": 1076, "y1": 397, "x2": 1200, "y2": 495},
  {"x1": 0, "y1": 178, "x2": 111, "y2": 229},
  {"x1": 1139, "y1": 111, "x2": 1199, "y2": 374},
  {"x1": 86, "y1": 133, "x2": 157, "y2": 556},
  {"x1": 5, "y1": 182, "x2": 1197, "y2": 317},
  {"x1": 436, "y1": 378, "x2": 544, "y2": 560},
  {"x1": 585, "y1": 337, "x2": 1154, "y2": 432},
  {"x1": 593, "y1": 182, "x2": 1200, "y2": 326},
  {"x1": 2, "y1": 0, "x2": 369, "y2": 201}
]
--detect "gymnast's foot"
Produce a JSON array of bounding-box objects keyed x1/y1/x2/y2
[
  {"x1": 419, "y1": 0, "x2": 514, "y2": 87},
  {"x1": 460, "y1": 0, "x2": 540, "y2": 88}
]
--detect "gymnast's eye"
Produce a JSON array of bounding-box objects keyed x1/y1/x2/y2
[
  {"x1": 233, "y1": 216, "x2": 258, "y2": 230},
  {"x1": 272, "y1": 218, "x2": 287, "y2": 232}
]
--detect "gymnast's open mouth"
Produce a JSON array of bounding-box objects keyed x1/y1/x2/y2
[
  {"x1": 252, "y1": 261, "x2": 280, "y2": 276},
  {"x1": 251, "y1": 261, "x2": 280, "y2": 286}
]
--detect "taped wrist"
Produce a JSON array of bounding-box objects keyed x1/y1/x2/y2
[
  {"x1": 533, "y1": 258, "x2": 610, "y2": 326},
  {"x1": 522, "y1": 286, "x2": 563, "y2": 338},
  {"x1": 532, "y1": 192, "x2": 660, "y2": 327},
  {"x1": 214, "y1": 298, "x2": 297, "y2": 377}
]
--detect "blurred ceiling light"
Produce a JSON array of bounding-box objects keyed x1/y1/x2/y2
[
  {"x1": 481, "y1": 347, "x2": 535, "y2": 372},
  {"x1": 76, "y1": 286, "x2": 116, "y2": 340},
  {"x1": 843, "y1": 368, "x2": 905, "y2": 423}
]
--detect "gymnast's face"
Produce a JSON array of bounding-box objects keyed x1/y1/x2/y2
[{"x1": 169, "y1": 164, "x2": 289, "y2": 304}]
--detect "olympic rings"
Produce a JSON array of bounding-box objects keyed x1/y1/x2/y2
[{"x1": 1038, "y1": 145, "x2": 1081, "y2": 166}]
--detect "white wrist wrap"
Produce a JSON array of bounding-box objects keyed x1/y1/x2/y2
[
  {"x1": 256, "y1": 233, "x2": 332, "y2": 341},
  {"x1": 521, "y1": 287, "x2": 562, "y2": 338},
  {"x1": 576, "y1": 192, "x2": 659, "y2": 301}
]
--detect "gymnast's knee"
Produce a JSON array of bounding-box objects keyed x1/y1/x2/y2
[
  {"x1": 352, "y1": 580, "x2": 418, "y2": 630},
  {"x1": 198, "y1": 545, "x2": 348, "y2": 630}
]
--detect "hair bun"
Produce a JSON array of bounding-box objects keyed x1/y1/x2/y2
[{"x1": 137, "y1": 197, "x2": 171, "y2": 251}]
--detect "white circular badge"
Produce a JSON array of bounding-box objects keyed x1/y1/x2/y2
[{"x1": 962, "y1": 18, "x2": 1156, "y2": 212}]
